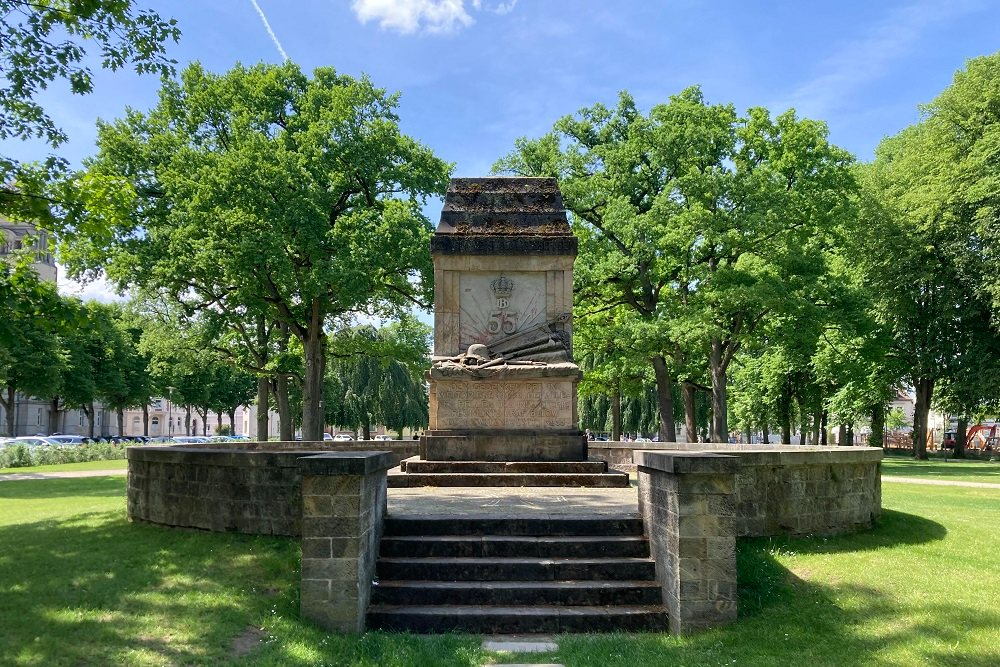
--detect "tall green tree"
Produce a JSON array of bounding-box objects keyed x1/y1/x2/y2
[
  {"x1": 0, "y1": 0, "x2": 179, "y2": 222},
  {"x1": 495, "y1": 87, "x2": 854, "y2": 441},
  {"x1": 326, "y1": 319, "x2": 429, "y2": 440},
  {"x1": 0, "y1": 258, "x2": 65, "y2": 435},
  {"x1": 65, "y1": 61, "x2": 450, "y2": 440}
]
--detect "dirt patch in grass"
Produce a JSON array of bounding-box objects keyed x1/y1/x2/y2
[{"x1": 230, "y1": 625, "x2": 266, "y2": 658}]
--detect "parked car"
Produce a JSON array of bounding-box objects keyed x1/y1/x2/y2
[
  {"x1": 47, "y1": 435, "x2": 87, "y2": 446},
  {"x1": 6, "y1": 436, "x2": 58, "y2": 448},
  {"x1": 332, "y1": 433, "x2": 354, "y2": 442},
  {"x1": 373, "y1": 434, "x2": 393, "y2": 441},
  {"x1": 323, "y1": 433, "x2": 334, "y2": 441}
]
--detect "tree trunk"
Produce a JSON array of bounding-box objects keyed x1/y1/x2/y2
[
  {"x1": 256, "y1": 376, "x2": 269, "y2": 442},
  {"x1": 820, "y1": 410, "x2": 828, "y2": 447},
  {"x1": 2, "y1": 384, "x2": 14, "y2": 437},
  {"x1": 86, "y1": 402, "x2": 96, "y2": 438},
  {"x1": 837, "y1": 423, "x2": 847, "y2": 446},
  {"x1": 762, "y1": 422, "x2": 770, "y2": 445},
  {"x1": 744, "y1": 425, "x2": 752, "y2": 444},
  {"x1": 869, "y1": 403, "x2": 885, "y2": 447},
  {"x1": 846, "y1": 423, "x2": 854, "y2": 447},
  {"x1": 954, "y1": 416, "x2": 968, "y2": 459},
  {"x1": 142, "y1": 404, "x2": 149, "y2": 437},
  {"x1": 216, "y1": 412, "x2": 222, "y2": 434},
  {"x1": 709, "y1": 338, "x2": 728, "y2": 442},
  {"x1": 301, "y1": 299, "x2": 326, "y2": 442},
  {"x1": 651, "y1": 355, "x2": 676, "y2": 442},
  {"x1": 912, "y1": 378, "x2": 934, "y2": 460},
  {"x1": 811, "y1": 409, "x2": 821, "y2": 446},
  {"x1": 776, "y1": 381, "x2": 792, "y2": 444},
  {"x1": 682, "y1": 381, "x2": 697, "y2": 443},
  {"x1": 275, "y1": 376, "x2": 293, "y2": 442},
  {"x1": 49, "y1": 397, "x2": 61, "y2": 434},
  {"x1": 228, "y1": 408, "x2": 236, "y2": 434},
  {"x1": 362, "y1": 418, "x2": 372, "y2": 441},
  {"x1": 117, "y1": 408, "x2": 124, "y2": 437},
  {"x1": 611, "y1": 390, "x2": 622, "y2": 442},
  {"x1": 184, "y1": 405, "x2": 191, "y2": 436}
]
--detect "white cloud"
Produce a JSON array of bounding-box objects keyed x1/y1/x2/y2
[
  {"x1": 57, "y1": 268, "x2": 125, "y2": 304},
  {"x1": 350, "y1": 0, "x2": 517, "y2": 34},
  {"x1": 777, "y1": 0, "x2": 983, "y2": 118}
]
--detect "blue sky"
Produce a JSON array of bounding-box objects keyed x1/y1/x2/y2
[{"x1": 12, "y1": 0, "x2": 999, "y2": 300}]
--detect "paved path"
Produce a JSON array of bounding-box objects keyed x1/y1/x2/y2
[
  {"x1": 0, "y1": 469, "x2": 126, "y2": 481},
  {"x1": 388, "y1": 485, "x2": 639, "y2": 516},
  {"x1": 881, "y1": 476, "x2": 1000, "y2": 489}
]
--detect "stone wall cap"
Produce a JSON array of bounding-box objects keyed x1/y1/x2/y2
[
  {"x1": 297, "y1": 451, "x2": 394, "y2": 475},
  {"x1": 633, "y1": 450, "x2": 740, "y2": 474}
]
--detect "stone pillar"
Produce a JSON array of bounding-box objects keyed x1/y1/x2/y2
[
  {"x1": 298, "y1": 451, "x2": 393, "y2": 633},
  {"x1": 635, "y1": 450, "x2": 739, "y2": 634}
]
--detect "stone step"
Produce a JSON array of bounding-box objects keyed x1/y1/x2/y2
[
  {"x1": 383, "y1": 515, "x2": 644, "y2": 537},
  {"x1": 376, "y1": 557, "x2": 657, "y2": 582},
  {"x1": 401, "y1": 460, "x2": 608, "y2": 474},
  {"x1": 367, "y1": 604, "x2": 669, "y2": 634},
  {"x1": 380, "y1": 534, "x2": 650, "y2": 558},
  {"x1": 387, "y1": 471, "x2": 630, "y2": 488},
  {"x1": 371, "y1": 579, "x2": 663, "y2": 606}
]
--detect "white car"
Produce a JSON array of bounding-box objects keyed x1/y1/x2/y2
[
  {"x1": 6, "y1": 436, "x2": 58, "y2": 448},
  {"x1": 373, "y1": 434, "x2": 393, "y2": 441},
  {"x1": 332, "y1": 433, "x2": 354, "y2": 442}
]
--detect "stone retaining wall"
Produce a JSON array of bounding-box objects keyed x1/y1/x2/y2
[
  {"x1": 126, "y1": 442, "x2": 409, "y2": 536},
  {"x1": 597, "y1": 443, "x2": 881, "y2": 537}
]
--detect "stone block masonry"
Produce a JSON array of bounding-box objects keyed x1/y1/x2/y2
[
  {"x1": 298, "y1": 452, "x2": 393, "y2": 633},
  {"x1": 636, "y1": 451, "x2": 740, "y2": 634}
]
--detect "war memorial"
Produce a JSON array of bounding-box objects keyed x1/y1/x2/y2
[{"x1": 125, "y1": 177, "x2": 882, "y2": 635}]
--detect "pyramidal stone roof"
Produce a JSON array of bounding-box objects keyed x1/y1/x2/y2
[{"x1": 430, "y1": 177, "x2": 578, "y2": 256}]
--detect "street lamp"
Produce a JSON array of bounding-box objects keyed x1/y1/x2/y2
[{"x1": 166, "y1": 386, "x2": 174, "y2": 437}]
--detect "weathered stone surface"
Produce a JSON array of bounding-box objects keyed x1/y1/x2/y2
[{"x1": 430, "y1": 380, "x2": 577, "y2": 430}]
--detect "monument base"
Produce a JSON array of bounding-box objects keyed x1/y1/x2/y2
[{"x1": 421, "y1": 429, "x2": 587, "y2": 462}]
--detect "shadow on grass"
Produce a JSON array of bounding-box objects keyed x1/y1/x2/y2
[{"x1": 0, "y1": 477, "x2": 484, "y2": 667}]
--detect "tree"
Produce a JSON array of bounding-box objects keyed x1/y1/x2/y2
[
  {"x1": 1, "y1": 0, "x2": 179, "y2": 223},
  {"x1": 65, "y1": 61, "x2": 450, "y2": 440},
  {"x1": 93, "y1": 303, "x2": 151, "y2": 435},
  {"x1": 495, "y1": 88, "x2": 854, "y2": 442},
  {"x1": 0, "y1": 258, "x2": 65, "y2": 435},
  {"x1": 326, "y1": 319, "x2": 429, "y2": 440}
]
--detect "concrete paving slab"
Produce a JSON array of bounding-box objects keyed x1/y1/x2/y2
[
  {"x1": 388, "y1": 484, "x2": 639, "y2": 517},
  {"x1": 483, "y1": 634, "x2": 558, "y2": 652}
]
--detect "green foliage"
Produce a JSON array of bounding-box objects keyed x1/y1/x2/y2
[
  {"x1": 0, "y1": 0, "x2": 179, "y2": 223},
  {"x1": 496, "y1": 87, "x2": 855, "y2": 440},
  {"x1": 0, "y1": 440, "x2": 126, "y2": 468},
  {"x1": 325, "y1": 318, "x2": 429, "y2": 438},
  {"x1": 0, "y1": 258, "x2": 66, "y2": 435},
  {"x1": 64, "y1": 61, "x2": 451, "y2": 439}
]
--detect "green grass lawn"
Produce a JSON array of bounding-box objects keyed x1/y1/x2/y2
[
  {"x1": 0, "y1": 459, "x2": 129, "y2": 475},
  {"x1": 0, "y1": 478, "x2": 997, "y2": 666},
  {"x1": 881, "y1": 456, "x2": 1000, "y2": 484}
]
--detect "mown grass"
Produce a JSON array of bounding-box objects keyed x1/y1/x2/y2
[
  {"x1": 881, "y1": 456, "x2": 1000, "y2": 484},
  {"x1": 0, "y1": 477, "x2": 997, "y2": 666},
  {"x1": 0, "y1": 459, "x2": 129, "y2": 474}
]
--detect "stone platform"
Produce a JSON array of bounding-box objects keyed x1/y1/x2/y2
[{"x1": 388, "y1": 457, "x2": 630, "y2": 488}]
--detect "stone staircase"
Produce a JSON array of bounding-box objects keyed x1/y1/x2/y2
[
  {"x1": 387, "y1": 459, "x2": 630, "y2": 488},
  {"x1": 367, "y1": 515, "x2": 668, "y2": 633}
]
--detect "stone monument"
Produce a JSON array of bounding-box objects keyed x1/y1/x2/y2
[{"x1": 421, "y1": 177, "x2": 586, "y2": 462}]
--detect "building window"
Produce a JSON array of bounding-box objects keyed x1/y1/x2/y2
[
  {"x1": 97, "y1": 412, "x2": 102, "y2": 426},
  {"x1": 79, "y1": 412, "x2": 85, "y2": 426},
  {"x1": 36, "y1": 407, "x2": 43, "y2": 425}
]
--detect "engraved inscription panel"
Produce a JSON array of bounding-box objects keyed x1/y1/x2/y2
[
  {"x1": 434, "y1": 382, "x2": 575, "y2": 430},
  {"x1": 459, "y1": 272, "x2": 547, "y2": 350}
]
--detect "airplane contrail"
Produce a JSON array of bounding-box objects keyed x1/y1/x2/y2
[{"x1": 248, "y1": 0, "x2": 290, "y2": 61}]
